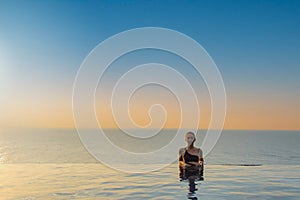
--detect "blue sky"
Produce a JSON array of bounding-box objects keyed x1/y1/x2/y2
[{"x1": 0, "y1": 0, "x2": 299, "y2": 129}]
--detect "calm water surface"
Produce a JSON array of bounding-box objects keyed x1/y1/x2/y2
[{"x1": 0, "y1": 129, "x2": 299, "y2": 199}]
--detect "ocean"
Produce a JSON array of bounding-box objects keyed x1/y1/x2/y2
[{"x1": 0, "y1": 129, "x2": 299, "y2": 199}]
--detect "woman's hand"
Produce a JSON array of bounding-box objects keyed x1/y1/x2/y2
[
  {"x1": 179, "y1": 161, "x2": 192, "y2": 168},
  {"x1": 187, "y1": 161, "x2": 203, "y2": 167}
]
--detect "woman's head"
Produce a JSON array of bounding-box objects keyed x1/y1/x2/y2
[{"x1": 185, "y1": 132, "x2": 196, "y2": 148}]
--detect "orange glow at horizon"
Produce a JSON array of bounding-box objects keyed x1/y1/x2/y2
[
  {"x1": 1, "y1": 80, "x2": 299, "y2": 130},
  {"x1": 1, "y1": 93, "x2": 299, "y2": 130}
]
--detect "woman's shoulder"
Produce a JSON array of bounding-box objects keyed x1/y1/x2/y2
[
  {"x1": 196, "y1": 148, "x2": 203, "y2": 157},
  {"x1": 178, "y1": 147, "x2": 186, "y2": 155}
]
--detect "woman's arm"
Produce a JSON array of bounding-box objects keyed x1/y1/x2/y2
[
  {"x1": 198, "y1": 148, "x2": 204, "y2": 165},
  {"x1": 198, "y1": 148, "x2": 203, "y2": 162},
  {"x1": 178, "y1": 148, "x2": 192, "y2": 168},
  {"x1": 178, "y1": 148, "x2": 185, "y2": 166}
]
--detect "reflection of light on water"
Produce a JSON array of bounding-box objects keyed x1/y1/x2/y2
[
  {"x1": 0, "y1": 147, "x2": 7, "y2": 164},
  {"x1": 0, "y1": 155, "x2": 5, "y2": 163}
]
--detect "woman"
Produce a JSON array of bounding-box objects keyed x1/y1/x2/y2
[
  {"x1": 179, "y1": 132, "x2": 204, "y2": 198},
  {"x1": 179, "y1": 132, "x2": 204, "y2": 174}
]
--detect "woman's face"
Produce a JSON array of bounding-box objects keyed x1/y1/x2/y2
[{"x1": 185, "y1": 133, "x2": 195, "y2": 146}]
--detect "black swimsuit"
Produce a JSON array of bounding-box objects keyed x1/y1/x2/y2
[
  {"x1": 179, "y1": 149, "x2": 199, "y2": 164},
  {"x1": 179, "y1": 149, "x2": 204, "y2": 180}
]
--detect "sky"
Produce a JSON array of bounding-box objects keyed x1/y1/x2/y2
[{"x1": 0, "y1": 0, "x2": 299, "y2": 130}]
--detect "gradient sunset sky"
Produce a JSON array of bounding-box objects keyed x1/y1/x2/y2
[{"x1": 0, "y1": 0, "x2": 299, "y2": 130}]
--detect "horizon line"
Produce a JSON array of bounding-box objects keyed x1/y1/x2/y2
[{"x1": 1, "y1": 127, "x2": 299, "y2": 131}]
